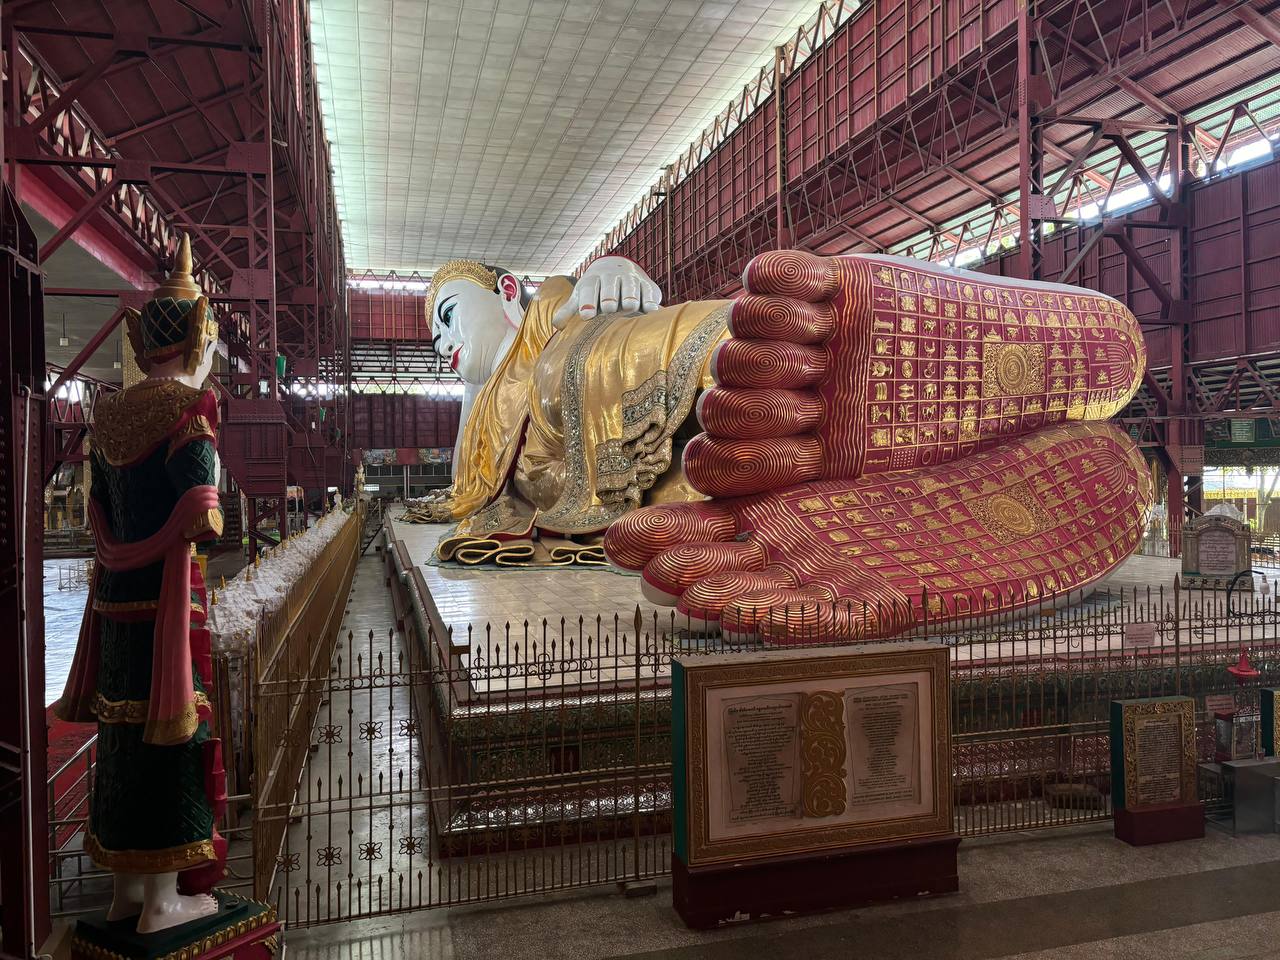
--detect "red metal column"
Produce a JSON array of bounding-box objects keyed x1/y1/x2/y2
[
  {"x1": 1166, "y1": 119, "x2": 1194, "y2": 555},
  {"x1": 773, "y1": 45, "x2": 789, "y2": 249},
  {"x1": 0, "y1": 179, "x2": 49, "y2": 958},
  {"x1": 1016, "y1": 1, "x2": 1046, "y2": 281}
]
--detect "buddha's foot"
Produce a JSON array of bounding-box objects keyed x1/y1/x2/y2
[
  {"x1": 683, "y1": 250, "x2": 1144, "y2": 497},
  {"x1": 137, "y1": 873, "x2": 219, "y2": 934},
  {"x1": 106, "y1": 872, "x2": 144, "y2": 921},
  {"x1": 605, "y1": 422, "x2": 1152, "y2": 643}
]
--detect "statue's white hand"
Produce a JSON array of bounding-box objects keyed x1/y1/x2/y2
[{"x1": 552, "y1": 255, "x2": 662, "y2": 324}]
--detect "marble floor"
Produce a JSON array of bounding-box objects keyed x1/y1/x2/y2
[
  {"x1": 283, "y1": 820, "x2": 1280, "y2": 960},
  {"x1": 389, "y1": 514, "x2": 1268, "y2": 671},
  {"x1": 389, "y1": 515, "x2": 666, "y2": 634}
]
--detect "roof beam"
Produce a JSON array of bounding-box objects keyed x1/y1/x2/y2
[{"x1": 1220, "y1": 0, "x2": 1280, "y2": 51}]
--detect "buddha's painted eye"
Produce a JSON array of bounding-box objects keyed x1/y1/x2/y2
[{"x1": 438, "y1": 296, "x2": 457, "y2": 328}]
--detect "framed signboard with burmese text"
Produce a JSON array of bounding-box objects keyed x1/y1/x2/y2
[
  {"x1": 672, "y1": 643, "x2": 957, "y2": 927},
  {"x1": 1109, "y1": 696, "x2": 1203, "y2": 845}
]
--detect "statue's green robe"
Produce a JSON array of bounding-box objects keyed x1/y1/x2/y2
[{"x1": 62, "y1": 380, "x2": 225, "y2": 874}]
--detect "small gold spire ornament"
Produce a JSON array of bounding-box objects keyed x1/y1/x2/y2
[{"x1": 156, "y1": 234, "x2": 201, "y2": 300}]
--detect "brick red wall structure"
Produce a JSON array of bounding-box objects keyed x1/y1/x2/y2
[
  {"x1": 348, "y1": 395, "x2": 461, "y2": 451},
  {"x1": 967, "y1": 156, "x2": 1280, "y2": 371},
  {"x1": 350, "y1": 289, "x2": 432, "y2": 341}
]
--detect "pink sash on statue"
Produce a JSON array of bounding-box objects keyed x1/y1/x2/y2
[{"x1": 54, "y1": 485, "x2": 221, "y2": 746}]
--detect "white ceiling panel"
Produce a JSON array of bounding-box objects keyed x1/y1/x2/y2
[{"x1": 311, "y1": 0, "x2": 817, "y2": 275}]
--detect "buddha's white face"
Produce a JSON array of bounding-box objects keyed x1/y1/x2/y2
[{"x1": 430, "y1": 275, "x2": 522, "y2": 385}]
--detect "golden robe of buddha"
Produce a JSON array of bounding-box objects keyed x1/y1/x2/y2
[{"x1": 435, "y1": 272, "x2": 731, "y2": 565}]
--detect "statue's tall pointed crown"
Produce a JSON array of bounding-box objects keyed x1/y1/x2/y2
[
  {"x1": 156, "y1": 234, "x2": 200, "y2": 300},
  {"x1": 125, "y1": 232, "x2": 217, "y2": 374}
]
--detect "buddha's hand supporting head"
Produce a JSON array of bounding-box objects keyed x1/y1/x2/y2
[
  {"x1": 428, "y1": 260, "x2": 526, "y2": 386},
  {"x1": 551, "y1": 255, "x2": 662, "y2": 327}
]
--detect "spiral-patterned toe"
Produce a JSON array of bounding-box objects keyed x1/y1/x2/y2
[
  {"x1": 678, "y1": 573, "x2": 805, "y2": 625},
  {"x1": 715, "y1": 584, "x2": 832, "y2": 636},
  {"x1": 709, "y1": 339, "x2": 828, "y2": 389},
  {"x1": 683, "y1": 434, "x2": 824, "y2": 498},
  {"x1": 729, "y1": 295, "x2": 835, "y2": 342},
  {"x1": 742, "y1": 249, "x2": 840, "y2": 301},
  {"x1": 696, "y1": 388, "x2": 824, "y2": 439},
  {"x1": 602, "y1": 501, "x2": 737, "y2": 571},
  {"x1": 641, "y1": 540, "x2": 768, "y2": 599}
]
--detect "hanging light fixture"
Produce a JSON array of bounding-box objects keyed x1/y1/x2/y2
[
  {"x1": 113, "y1": 337, "x2": 123, "y2": 370},
  {"x1": 58, "y1": 313, "x2": 69, "y2": 348}
]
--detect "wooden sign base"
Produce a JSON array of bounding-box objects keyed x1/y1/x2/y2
[
  {"x1": 672, "y1": 833, "x2": 959, "y2": 929},
  {"x1": 1113, "y1": 801, "x2": 1204, "y2": 846}
]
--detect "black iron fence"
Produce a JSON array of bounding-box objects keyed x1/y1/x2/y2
[{"x1": 249, "y1": 524, "x2": 1280, "y2": 927}]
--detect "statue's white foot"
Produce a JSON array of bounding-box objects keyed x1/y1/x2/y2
[
  {"x1": 603, "y1": 249, "x2": 1151, "y2": 644},
  {"x1": 136, "y1": 873, "x2": 219, "y2": 934},
  {"x1": 106, "y1": 873, "x2": 144, "y2": 921},
  {"x1": 136, "y1": 893, "x2": 218, "y2": 934}
]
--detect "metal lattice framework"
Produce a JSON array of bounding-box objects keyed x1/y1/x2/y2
[{"x1": 6, "y1": 0, "x2": 349, "y2": 544}]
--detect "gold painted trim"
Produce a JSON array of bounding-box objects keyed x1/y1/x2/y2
[
  {"x1": 183, "y1": 507, "x2": 225, "y2": 539},
  {"x1": 168, "y1": 415, "x2": 216, "y2": 460},
  {"x1": 92, "y1": 379, "x2": 208, "y2": 466},
  {"x1": 70, "y1": 897, "x2": 277, "y2": 960},
  {"x1": 425, "y1": 259, "x2": 498, "y2": 325},
  {"x1": 93, "y1": 598, "x2": 206, "y2": 616},
  {"x1": 93, "y1": 691, "x2": 210, "y2": 725},
  {"x1": 1118, "y1": 696, "x2": 1197, "y2": 808},
  {"x1": 85, "y1": 830, "x2": 216, "y2": 874},
  {"x1": 144, "y1": 701, "x2": 200, "y2": 746}
]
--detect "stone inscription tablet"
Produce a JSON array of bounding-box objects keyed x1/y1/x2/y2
[
  {"x1": 847, "y1": 683, "x2": 920, "y2": 807},
  {"x1": 1132, "y1": 712, "x2": 1184, "y2": 806},
  {"x1": 723, "y1": 695, "x2": 802, "y2": 824},
  {"x1": 1198, "y1": 529, "x2": 1240, "y2": 577}
]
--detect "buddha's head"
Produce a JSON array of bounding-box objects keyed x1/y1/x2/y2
[{"x1": 427, "y1": 260, "x2": 528, "y2": 385}]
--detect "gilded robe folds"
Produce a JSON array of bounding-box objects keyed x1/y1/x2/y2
[{"x1": 439, "y1": 277, "x2": 731, "y2": 565}]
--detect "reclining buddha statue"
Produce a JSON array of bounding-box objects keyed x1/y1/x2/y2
[{"x1": 425, "y1": 248, "x2": 1151, "y2": 642}]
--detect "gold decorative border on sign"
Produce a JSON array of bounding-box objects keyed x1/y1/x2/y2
[
  {"x1": 1120, "y1": 697, "x2": 1197, "y2": 809},
  {"x1": 682, "y1": 645, "x2": 951, "y2": 866}
]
